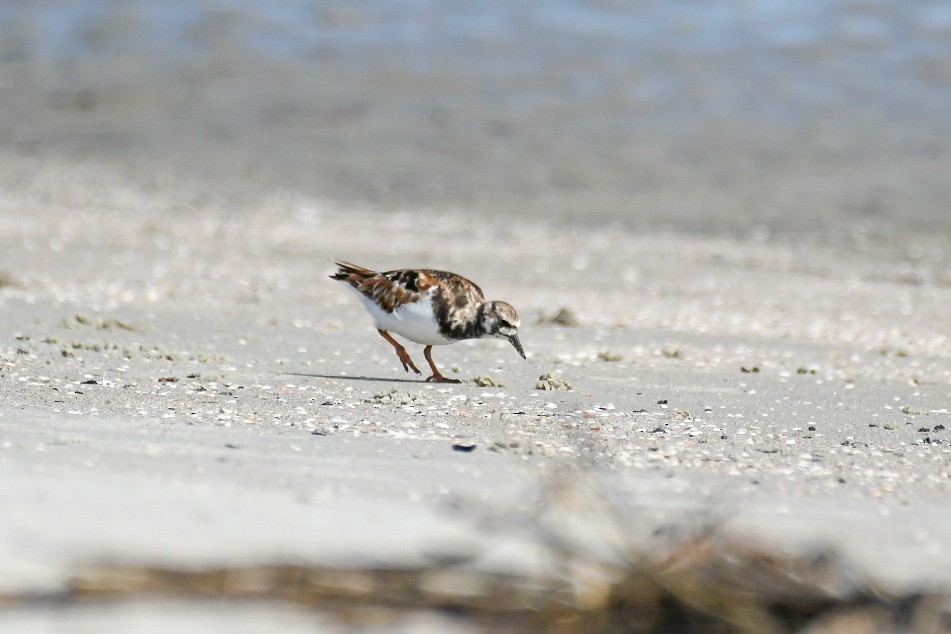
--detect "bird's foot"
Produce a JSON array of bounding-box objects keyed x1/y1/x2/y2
[
  {"x1": 425, "y1": 374, "x2": 461, "y2": 384},
  {"x1": 398, "y1": 351, "x2": 421, "y2": 375}
]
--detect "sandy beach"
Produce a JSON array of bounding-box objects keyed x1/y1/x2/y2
[
  {"x1": 1, "y1": 156, "x2": 950, "y2": 630},
  {"x1": 3, "y1": 2, "x2": 951, "y2": 631}
]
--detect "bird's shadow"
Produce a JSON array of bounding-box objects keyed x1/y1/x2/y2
[{"x1": 280, "y1": 372, "x2": 425, "y2": 384}]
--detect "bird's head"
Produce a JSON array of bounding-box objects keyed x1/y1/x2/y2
[{"x1": 481, "y1": 301, "x2": 526, "y2": 359}]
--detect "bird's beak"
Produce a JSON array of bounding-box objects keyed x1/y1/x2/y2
[{"x1": 509, "y1": 334, "x2": 526, "y2": 359}]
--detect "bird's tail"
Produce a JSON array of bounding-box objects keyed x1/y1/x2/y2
[{"x1": 330, "y1": 260, "x2": 377, "y2": 282}]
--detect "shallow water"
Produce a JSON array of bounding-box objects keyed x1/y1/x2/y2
[{"x1": 2, "y1": 1, "x2": 950, "y2": 235}]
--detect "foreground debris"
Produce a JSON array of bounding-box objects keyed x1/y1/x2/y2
[{"x1": 3, "y1": 480, "x2": 948, "y2": 634}]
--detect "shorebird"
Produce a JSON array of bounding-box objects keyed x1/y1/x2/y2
[{"x1": 330, "y1": 261, "x2": 525, "y2": 383}]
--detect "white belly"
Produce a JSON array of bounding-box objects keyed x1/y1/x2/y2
[{"x1": 353, "y1": 288, "x2": 451, "y2": 346}]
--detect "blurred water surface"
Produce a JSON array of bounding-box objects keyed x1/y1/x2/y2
[{"x1": 1, "y1": 1, "x2": 950, "y2": 235}]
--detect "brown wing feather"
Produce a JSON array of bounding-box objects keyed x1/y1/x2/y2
[
  {"x1": 331, "y1": 261, "x2": 434, "y2": 313},
  {"x1": 331, "y1": 262, "x2": 487, "y2": 324}
]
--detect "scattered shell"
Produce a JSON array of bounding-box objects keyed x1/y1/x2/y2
[
  {"x1": 597, "y1": 351, "x2": 623, "y2": 362},
  {"x1": 488, "y1": 439, "x2": 534, "y2": 456},
  {"x1": 471, "y1": 375, "x2": 505, "y2": 388},
  {"x1": 0, "y1": 271, "x2": 24, "y2": 289},
  {"x1": 536, "y1": 373, "x2": 572, "y2": 391},
  {"x1": 364, "y1": 389, "x2": 425, "y2": 405},
  {"x1": 538, "y1": 307, "x2": 579, "y2": 327},
  {"x1": 661, "y1": 346, "x2": 682, "y2": 359},
  {"x1": 62, "y1": 314, "x2": 145, "y2": 331}
]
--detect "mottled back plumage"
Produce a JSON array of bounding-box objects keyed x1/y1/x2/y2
[{"x1": 331, "y1": 261, "x2": 488, "y2": 340}]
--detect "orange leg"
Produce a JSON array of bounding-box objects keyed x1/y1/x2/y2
[
  {"x1": 377, "y1": 330, "x2": 420, "y2": 375},
  {"x1": 424, "y1": 345, "x2": 461, "y2": 384}
]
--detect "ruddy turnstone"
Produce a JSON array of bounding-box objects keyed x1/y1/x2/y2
[{"x1": 330, "y1": 261, "x2": 525, "y2": 383}]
